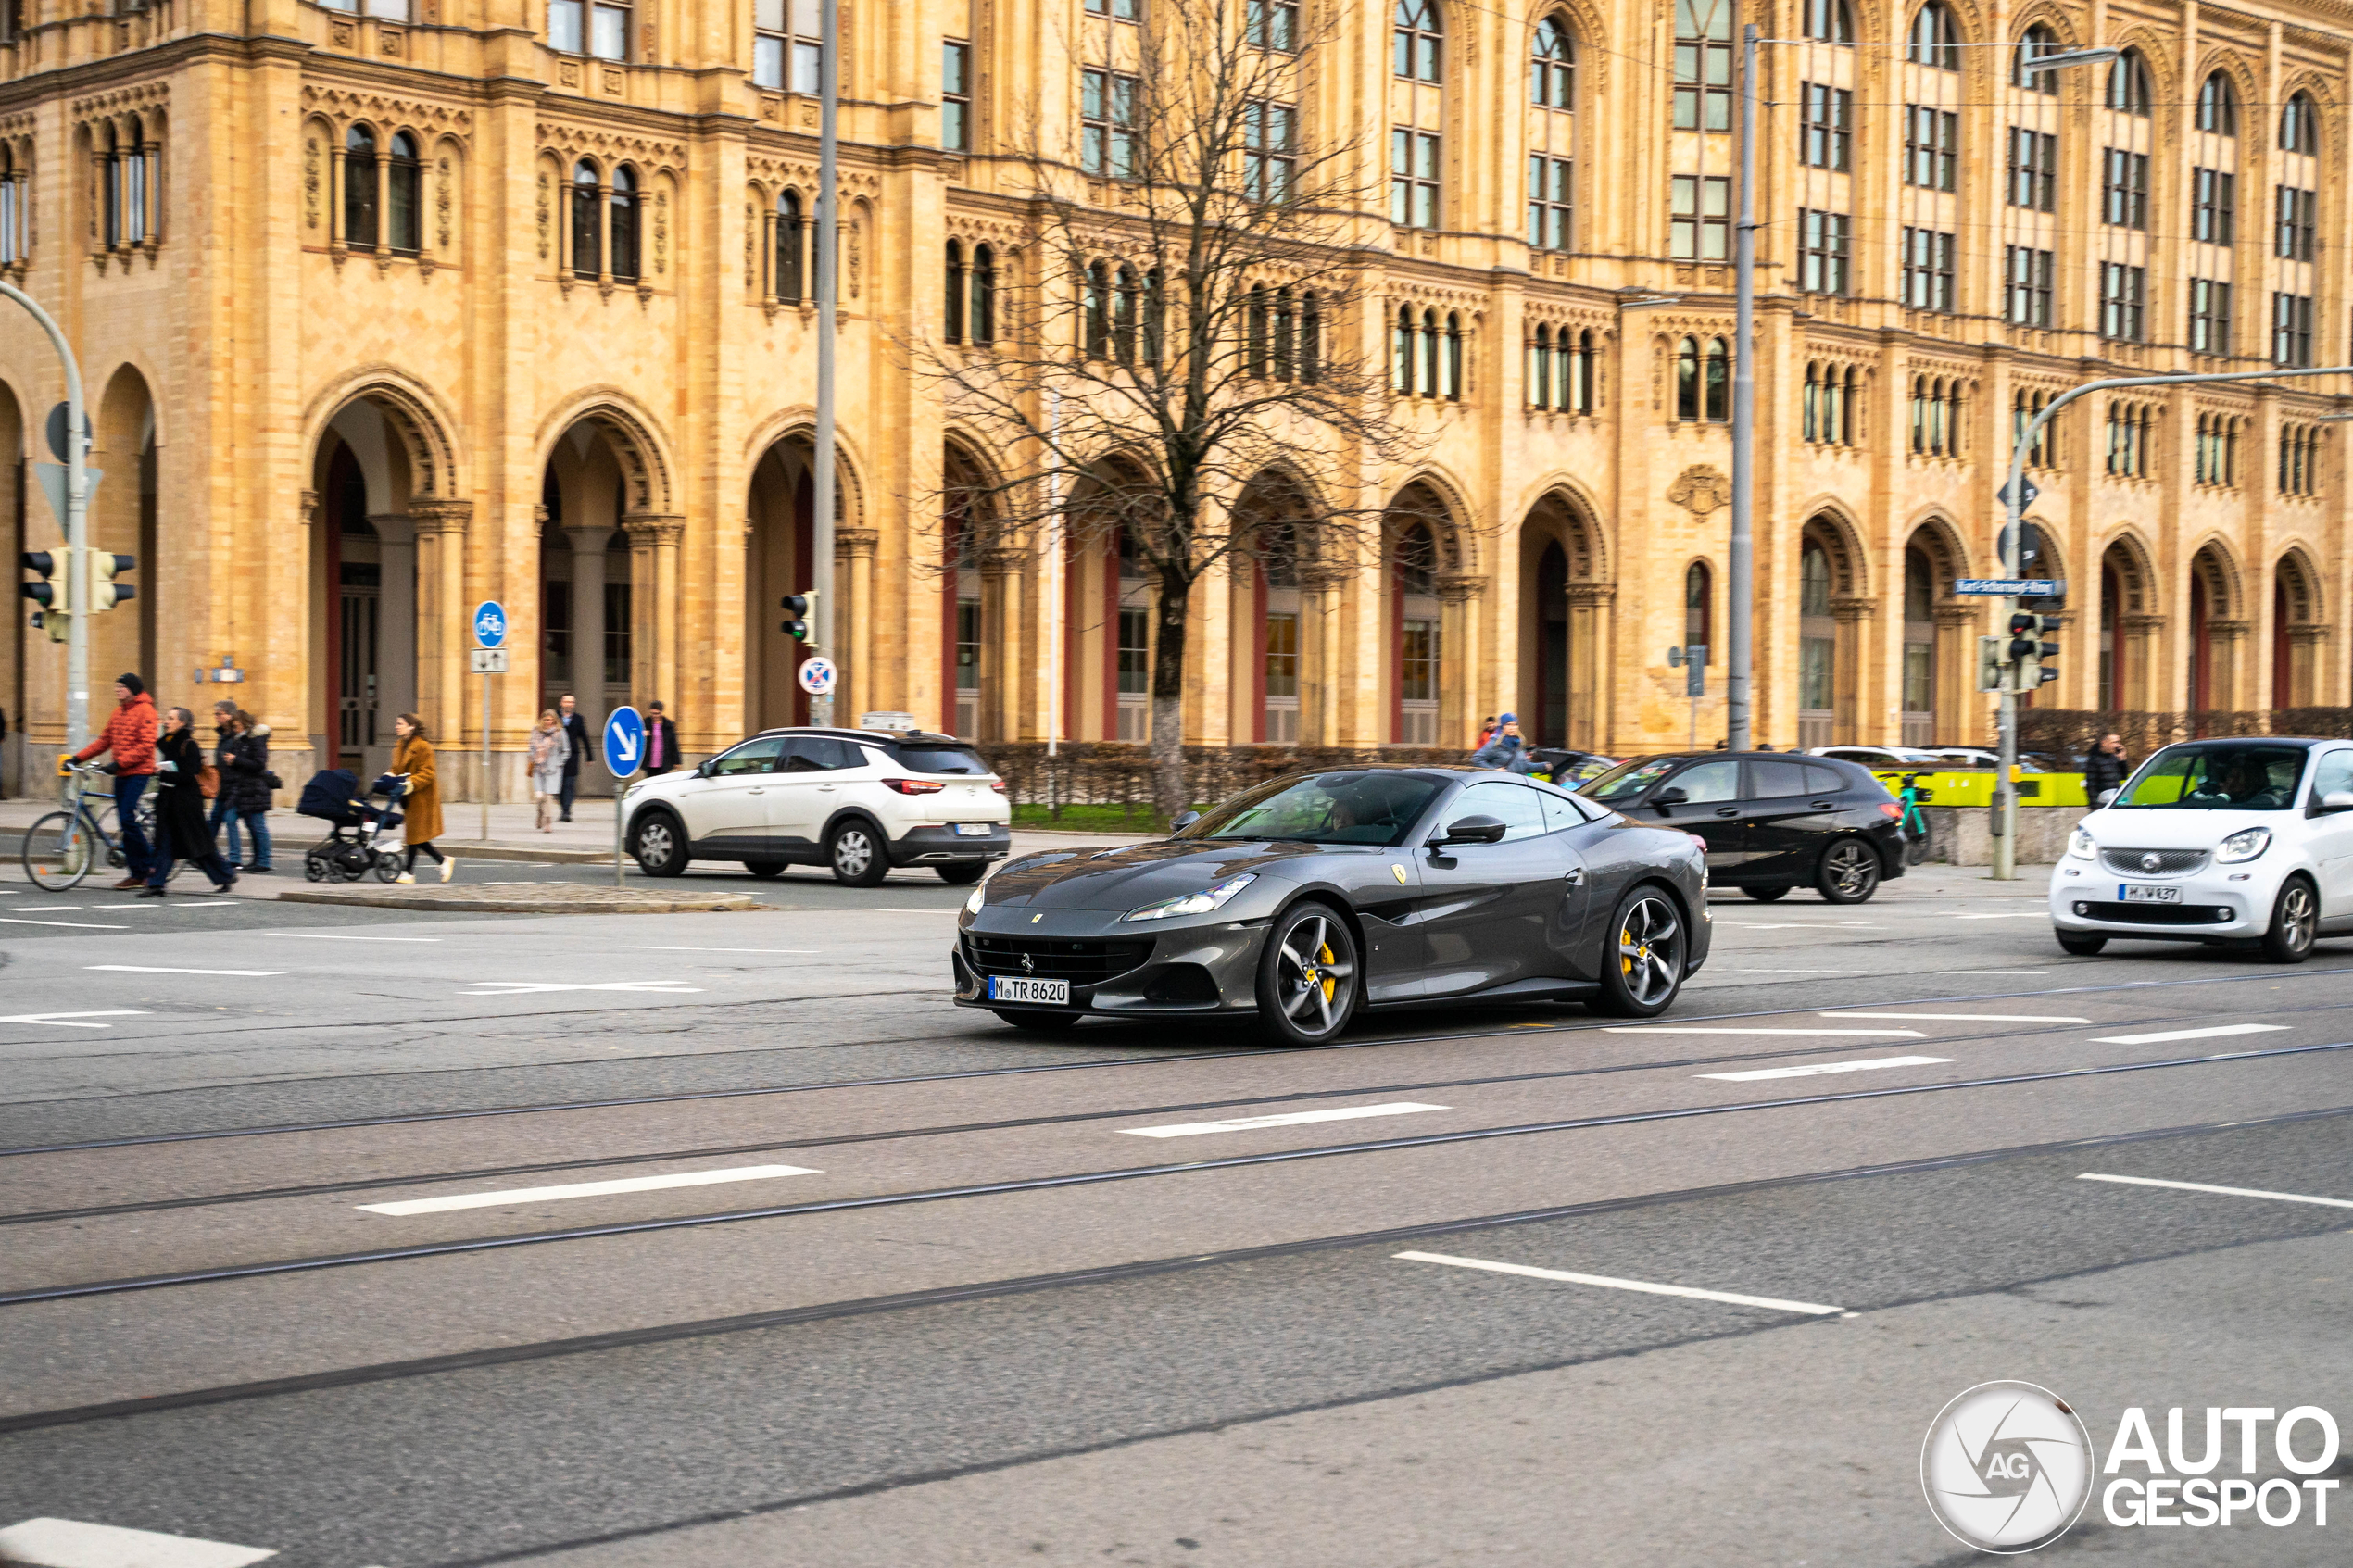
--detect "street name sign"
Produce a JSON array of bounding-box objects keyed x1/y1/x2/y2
[{"x1": 1956, "y1": 579, "x2": 2057, "y2": 597}]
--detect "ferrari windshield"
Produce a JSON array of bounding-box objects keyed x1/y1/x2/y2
[
  {"x1": 2114, "y1": 744, "x2": 2310, "y2": 810},
  {"x1": 1177, "y1": 771, "x2": 1444, "y2": 847}
]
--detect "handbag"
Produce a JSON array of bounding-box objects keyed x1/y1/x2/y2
[
  {"x1": 197, "y1": 764, "x2": 221, "y2": 799},
  {"x1": 263, "y1": 770, "x2": 283, "y2": 790}
]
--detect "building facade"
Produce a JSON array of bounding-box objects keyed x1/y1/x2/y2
[{"x1": 3, "y1": 0, "x2": 2351, "y2": 794}]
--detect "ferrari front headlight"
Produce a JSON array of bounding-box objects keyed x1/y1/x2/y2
[{"x1": 1121, "y1": 872, "x2": 1257, "y2": 922}]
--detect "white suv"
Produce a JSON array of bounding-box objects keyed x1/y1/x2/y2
[
  {"x1": 623, "y1": 728, "x2": 1012, "y2": 886},
  {"x1": 2050, "y1": 737, "x2": 2353, "y2": 963}
]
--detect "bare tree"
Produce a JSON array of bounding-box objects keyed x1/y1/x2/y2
[{"x1": 914, "y1": 0, "x2": 1431, "y2": 820}]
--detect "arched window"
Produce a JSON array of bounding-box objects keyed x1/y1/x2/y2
[
  {"x1": 100, "y1": 124, "x2": 120, "y2": 249},
  {"x1": 1392, "y1": 306, "x2": 1414, "y2": 393},
  {"x1": 972, "y1": 244, "x2": 997, "y2": 345},
  {"x1": 571, "y1": 159, "x2": 601, "y2": 278},
  {"x1": 610, "y1": 165, "x2": 639, "y2": 282},
  {"x1": 1394, "y1": 521, "x2": 1441, "y2": 742},
  {"x1": 1804, "y1": 362, "x2": 1821, "y2": 441},
  {"x1": 944, "y1": 240, "x2": 965, "y2": 342},
  {"x1": 1141, "y1": 266, "x2": 1164, "y2": 365},
  {"x1": 1298, "y1": 291, "x2": 1319, "y2": 383},
  {"x1": 1675, "y1": 336, "x2": 1700, "y2": 421},
  {"x1": 1568, "y1": 328, "x2": 1594, "y2": 413},
  {"x1": 2107, "y1": 51, "x2": 2152, "y2": 116},
  {"x1": 345, "y1": 126, "x2": 379, "y2": 249},
  {"x1": 2196, "y1": 72, "x2": 2237, "y2": 135},
  {"x1": 1906, "y1": 3, "x2": 1959, "y2": 70},
  {"x1": 1803, "y1": 0, "x2": 1852, "y2": 44},
  {"x1": 1393, "y1": 0, "x2": 1441, "y2": 83},
  {"x1": 1273, "y1": 288, "x2": 1296, "y2": 382},
  {"x1": 0, "y1": 146, "x2": 22, "y2": 266},
  {"x1": 1529, "y1": 324, "x2": 1553, "y2": 408},
  {"x1": 1684, "y1": 559, "x2": 1712, "y2": 647},
  {"x1": 2012, "y1": 24, "x2": 2060, "y2": 91},
  {"x1": 1910, "y1": 376, "x2": 1928, "y2": 453},
  {"x1": 1419, "y1": 308, "x2": 1441, "y2": 397},
  {"x1": 1246, "y1": 284, "x2": 1269, "y2": 378},
  {"x1": 1442, "y1": 312, "x2": 1462, "y2": 401},
  {"x1": 1530, "y1": 15, "x2": 1574, "y2": 108},
  {"x1": 1114, "y1": 264, "x2": 1140, "y2": 365},
  {"x1": 2282, "y1": 92, "x2": 2319, "y2": 154},
  {"x1": 122, "y1": 115, "x2": 148, "y2": 246},
  {"x1": 387, "y1": 132, "x2": 422, "y2": 255},
  {"x1": 1084, "y1": 260, "x2": 1110, "y2": 358},
  {"x1": 1703, "y1": 337, "x2": 1730, "y2": 422},
  {"x1": 775, "y1": 189, "x2": 804, "y2": 302}
]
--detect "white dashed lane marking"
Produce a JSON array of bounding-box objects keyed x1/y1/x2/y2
[
  {"x1": 1393, "y1": 1252, "x2": 1848, "y2": 1316},
  {"x1": 2090, "y1": 1023, "x2": 2291, "y2": 1045},
  {"x1": 1602, "y1": 1027, "x2": 1927, "y2": 1037},
  {"x1": 1121, "y1": 1102, "x2": 1449, "y2": 1139},
  {"x1": 1818, "y1": 1011, "x2": 2092, "y2": 1024},
  {"x1": 2078, "y1": 1173, "x2": 2353, "y2": 1210},
  {"x1": 358, "y1": 1163, "x2": 822, "y2": 1217},
  {"x1": 0, "y1": 1010, "x2": 150, "y2": 1029},
  {"x1": 86, "y1": 965, "x2": 284, "y2": 977},
  {"x1": 1696, "y1": 1055, "x2": 1954, "y2": 1083},
  {"x1": 0, "y1": 1516, "x2": 277, "y2": 1566}
]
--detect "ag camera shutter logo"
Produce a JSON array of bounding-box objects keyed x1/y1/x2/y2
[{"x1": 1921, "y1": 1381, "x2": 2094, "y2": 1553}]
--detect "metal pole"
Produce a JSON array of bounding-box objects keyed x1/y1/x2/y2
[
  {"x1": 0, "y1": 282, "x2": 90, "y2": 749},
  {"x1": 810, "y1": 0, "x2": 839, "y2": 728},
  {"x1": 1045, "y1": 383, "x2": 1061, "y2": 759},
  {"x1": 1727, "y1": 23, "x2": 1757, "y2": 754},
  {"x1": 480, "y1": 667, "x2": 491, "y2": 843}
]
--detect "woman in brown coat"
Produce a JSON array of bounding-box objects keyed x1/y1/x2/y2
[{"x1": 391, "y1": 711, "x2": 455, "y2": 883}]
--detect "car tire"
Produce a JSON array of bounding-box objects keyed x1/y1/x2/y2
[
  {"x1": 742, "y1": 860, "x2": 786, "y2": 879},
  {"x1": 1589, "y1": 884, "x2": 1689, "y2": 1018},
  {"x1": 1254, "y1": 901, "x2": 1360, "y2": 1046},
  {"x1": 937, "y1": 861, "x2": 987, "y2": 885},
  {"x1": 2057, "y1": 933, "x2": 2108, "y2": 956},
  {"x1": 1815, "y1": 837, "x2": 1881, "y2": 904},
  {"x1": 990, "y1": 1009, "x2": 1081, "y2": 1031},
  {"x1": 2260, "y1": 877, "x2": 2318, "y2": 964},
  {"x1": 632, "y1": 811, "x2": 688, "y2": 878},
  {"x1": 827, "y1": 820, "x2": 890, "y2": 887},
  {"x1": 1742, "y1": 885, "x2": 1792, "y2": 902}
]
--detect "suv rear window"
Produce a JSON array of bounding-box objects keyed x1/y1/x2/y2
[{"x1": 889, "y1": 744, "x2": 989, "y2": 775}]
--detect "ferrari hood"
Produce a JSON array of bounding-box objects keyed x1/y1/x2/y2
[{"x1": 982, "y1": 839, "x2": 1322, "y2": 911}]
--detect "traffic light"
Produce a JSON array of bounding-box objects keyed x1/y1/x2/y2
[
  {"x1": 88, "y1": 551, "x2": 135, "y2": 612},
  {"x1": 19, "y1": 549, "x2": 68, "y2": 642},
  {"x1": 1977, "y1": 634, "x2": 2007, "y2": 693},
  {"x1": 2007, "y1": 612, "x2": 2060, "y2": 691},
  {"x1": 780, "y1": 590, "x2": 818, "y2": 642}
]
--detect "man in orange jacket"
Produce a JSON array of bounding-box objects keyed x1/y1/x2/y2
[{"x1": 73, "y1": 673, "x2": 159, "y2": 888}]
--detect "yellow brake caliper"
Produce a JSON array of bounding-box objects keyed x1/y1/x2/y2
[
  {"x1": 1318, "y1": 941, "x2": 1337, "y2": 1002},
  {"x1": 1622, "y1": 921, "x2": 1641, "y2": 977}
]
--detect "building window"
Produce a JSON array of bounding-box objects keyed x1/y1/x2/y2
[
  {"x1": 2276, "y1": 186, "x2": 2317, "y2": 261},
  {"x1": 2014, "y1": 389, "x2": 2058, "y2": 469},
  {"x1": 604, "y1": 580, "x2": 633, "y2": 684},
  {"x1": 1670, "y1": 174, "x2": 1730, "y2": 261},
  {"x1": 2191, "y1": 169, "x2": 2235, "y2": 245},
  {"x1": 2196, "y1": 71, "x2": 2238, "y2": 135},
  {"x1": 2101, "y1": 149, "x2": 2148, "y2": 229},
  {"x1": 610, "y1": 165, "x2": 639, "y2": 282},
  {"x1": 2004, "y1": 245, "x2": 2053, "y2": 328},
  {"x1": 2280, "y1": 424, "x2": 2321, "y2": 497},
  {"x1": 1391, "y1": 307, "x2": 1411, "y2": 394},
  {"x1": 1909, "y1": 376, "x2": 1960, "y2": 458},
  {"x1": 0, "y1": 148, "x2": 25, "y2": 267},
  {"x1": 1906, "y1": 2, "x2": 1959, "y2": 70},
  {"x1": 2100, "y1": 263, "x2": 2145, "y2": 341},
  {"x1": 2195, "y1": 414, "x2": 2241, "y2": 487},
  {"x1": 1399, "y1": 616, "x2": 1438, "y2": 713},
  {"x1": 344, "y1": 125, "x2": 378, "y2": 249},
  {"x1": 754, "y1": 0, "x2": 822, "y2": 93},
  {"x1": 1800, "y1": 83, "x2": 1850, "y2": 171},
  {"x1": 1249, "y1": 0, "x2": 1299, "y2": 53},
  {"x1": 1804, "y1": 0, "x2": 1852, "y2": 44},
  {"x1": 2007, "y1": 128, "x2": 2056, "y2": 211},
  {"x1": 1674, "y1": 336, "x2": 1730, "y2": 424},
  {"x1": 1085, "y1": 260, "x2": 1110, "y2": 358},
  {"x1": 1804, "y1": 362, "x2": 1858, "y2": 445},
  {"x1": 2272, "y1": 292, "x2": 2315, "y2": 367},
  {"x1": 1082, "y1": 69, "x2": 1139, "y2": 178},
  {"x1": 1531, "y1": 15, "x2": 1574, "y2": 107},
  {"x1": 1442, "y1": 312, "x2": 1462, "y2": 400},
  {"x1": 1529, "y1": 325, "x2": 1592, "y2": 413},
  {"x1": 1245, "y1": 100, "x2": 1296, "y2": 203},
  {"x1": 1795, "y1": 207, "x2": 1849, "y2": 295},
  {"x1": 971, "y1": 244, "x2": 997, "y2": 345},
  {"x1": 1391, "y1": 130, "x2": 1440, "y2": 229},
  {"x1": 1528, "y1": 155, "x2": 1571, "y2": 250},
  {"x1": 941, "y1": 40, "x2": 972, "y2": 151},
  {"x1": 1901, "y1": 228, "x2": 1956, "y2": 313},
  {"x1": 2012, "y1": 24, "x2": 2060, "y2": 91},
  {"x1": 1903, "y1": 107, "x2": 1957, "y2": 192},
  {"x1": 1116, "y1": 606, "x2": 1149, "y2": 698},
  {"x1": 945, "y1": 240, "x2": 965, "y2": 342},
  {"x1": 2105, "y1": 401, "x2": 2153, "y2": 478},
  {"x1": 571, "y1": 159, "x2": 600, "y2": 278},
  {"x1": 1392, "y1": 0, "x2": 1441, "y2": 83},
  {"x1": 2107, "y1": 50, "x2": 2151, "y2": 115},
  {"x1": 774, "y1": 189, "x2": 804, "y2": 302},
  {"x1": 2282, "y1": 92, "x2": 2320, "y2": 155},
  {"x1": 1084, "y1": 0, "x2": 1139, "y2": 19},
  {"x1": 2188, "y1": 277, "x2": 2232, "y2": 355},
  {"x1": 1673, "y1": 0, "x2": 1732, "y2": 132},
  {"x1": 387, "y1": 131, "x2": 421, "y2": 255}
]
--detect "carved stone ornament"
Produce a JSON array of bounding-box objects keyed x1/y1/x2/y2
[
  {"x1": 653, "y1": 191, "x2": 667, "y2": 275},
  {"x1": 535, "y1": 170, "x2": 550, "y2": 260},
  {"x1": 1666, "y1": 464, "x2": 1730, "y2": 518},
  {"x1": 434, "y1": 157, "x2": 452, "y2": 251},
  {"x1": 560, "y1": 60, "x2": 582, "y2": 87},
  {"x1": 304, "y1": 136, "x2": 321, "y2": 230}
]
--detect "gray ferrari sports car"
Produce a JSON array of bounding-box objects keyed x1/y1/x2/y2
[{"x1": 952, "y1": 764, "x2": 1711, "y2": 1044}]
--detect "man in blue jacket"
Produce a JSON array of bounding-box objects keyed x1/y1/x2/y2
[{"x1": 1470, "y1": 713, "x2": 1541, "y2": 774}]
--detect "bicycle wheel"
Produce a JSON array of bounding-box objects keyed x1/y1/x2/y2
[{"x1": 22, "y1": 811, "x2": 95, "y2": 891}]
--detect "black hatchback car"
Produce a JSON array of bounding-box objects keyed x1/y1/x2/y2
[{"x1": 1577, "y1": 752, "x2": 1906, "y2": 903}]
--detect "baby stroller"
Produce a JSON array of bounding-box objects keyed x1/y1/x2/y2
[{"x1": 298, "y1": 769, "x2": 409, "y2": 883}]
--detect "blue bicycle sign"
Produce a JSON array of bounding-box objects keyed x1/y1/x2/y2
[{"x1": 472, "y1": 599, "x2": 509, "y2": 649}]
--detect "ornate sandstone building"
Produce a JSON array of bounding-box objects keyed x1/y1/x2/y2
[{"x1": 2, "y1": 0, "x2": 2350, "y2": 793}]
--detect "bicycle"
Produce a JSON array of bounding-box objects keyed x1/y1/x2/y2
[
  {"x1": 20, "y1": 759, "x2": 183, "y2": 891},
  {"x1": 1895, "y1": 772, "x2": 1934, "y2": 867}
]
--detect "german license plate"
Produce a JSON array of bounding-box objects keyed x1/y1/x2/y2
[
  {"x1": 954, "y1": 822, "x2": 994, "y2": 836},
  {"x1": 2119, "y1": 884, "x2": 2181, "y2": 904},
  {"x1": 988, "y1": 976, "x2": 1068, "y2": 1005}
]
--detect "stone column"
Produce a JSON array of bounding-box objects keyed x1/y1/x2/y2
[
  {"x1": 2204, "y1": 619, "x2": 2250, "y2": 715},
  {"x1": 977, "y1": 546, "x2": 1022, "y2": 741},
  {"x1": 1565, "y1": 583, "x2": 1614, "y2": 753},
  {"x1": 1297, "y1": 566, "x2": 1352, "y2": 749},
  {"x1": 839, "y1": 527, "x2": 879, "y2": 722},
  {"x1": 2121, "y1": 613, "x2": 2167, "y2": 714},
  {"x1": 624, "y1": 511, "x2": 685, "y2": 709},
  {"x1": 565, "y1": 523, "x2": 613, "y2": 715},
  {"x1": 1933, "y1": 602, "x2": 1981, "y2": 748},
  {"x1": 1831, "y1": 596, "x2": 1877, "y2": 746},
  {"x1": 2287, "y1": 624, "x2": 2330, "y2": 709},
  {"x1": 1436, "y1": 573, "x2": 1487, "y2": 752},
  {"x1": 410, "y1": 499, "x2": 471, "y2": 768}
]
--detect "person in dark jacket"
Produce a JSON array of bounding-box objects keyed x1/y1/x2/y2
[
  {"x1": 557, "y1": 692, "x2": 591, "y2": 822},
  {"x1": 644, "y1": 701, "x2": 679, "y2": 776},
  {"x1": 142, "y1": 707, "x2": 237, "y2": 897},
  {"x1": 74, "y1": 674, "x2": 160, "y2": 889},
  {"x1": 2084, "y1": 734, "x2": 2131, "y2": 803},
  {"x1": 214, "y1": 708, "x2": 275, "y2": 872}
]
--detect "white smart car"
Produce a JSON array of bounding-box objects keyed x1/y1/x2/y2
[
  {"x1": 2050, "y1": 737, "x2": 2353, "y2": 962},
  {"x1": 622, "y1": 727, "x2": 1012, "y2": 886}
]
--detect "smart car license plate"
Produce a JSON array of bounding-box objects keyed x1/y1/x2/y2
[
  {"x1": 2119, "y1": 884, "x2": 2181, "y2": 904},
  {"x1": 954, "y1": 822, "x2": 994, "y2": 836},
  {"x1": 988, "y1": 976, "x2": 1069, "y2": 1005}
]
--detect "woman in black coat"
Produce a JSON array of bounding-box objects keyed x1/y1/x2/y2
[
  {"x1": 215, "y1": 709, "x2": 275, "y2": 872},
  {"x1": 144, "y1": 707, "x2": 238, "y2": 897}
]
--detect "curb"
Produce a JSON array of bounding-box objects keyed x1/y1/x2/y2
[{"x1": 276, "y1": 888, "x2": 773, "y2": 915}]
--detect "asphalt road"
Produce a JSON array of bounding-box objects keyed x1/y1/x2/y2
[{"x1": 0, "y1": 856, "x2": 2347, "y2": 1568}]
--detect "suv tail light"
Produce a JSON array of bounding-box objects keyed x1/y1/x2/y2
[
  {"x1": 1878, "y1": 802, "x2": 1902, "y2": 819},
  {"x1": 884, "y1": 778, "x2": 945, "y2": 796},
  {"x1": 990, "y1": 780, "x2": 1006, "y2": 793}
]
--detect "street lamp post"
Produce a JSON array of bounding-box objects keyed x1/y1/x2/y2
[
  {"x1": 0, "y1": 282, "x2": 92, "y2": 749},
  {"x1": 810, "y1": 0, "x2": 840, "y2": 727}
]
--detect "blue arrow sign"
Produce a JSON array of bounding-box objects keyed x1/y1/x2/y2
[
  {"x1": 1956, "y1": 579, "x2": 2058, "y2": 596},
  {"x1": 603, "y1": 706, "x2": 645, "y2": 778},
  {"x1": 472, "y1": 599, "x2": 509, "y2": 650}
]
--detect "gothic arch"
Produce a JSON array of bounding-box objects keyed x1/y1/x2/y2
[
  {"x1": 1798, "y1": 503, "x2": 1870, "y2": 599},
  {"x1": 303, "y1": 367, "x2": 461, "y2": 499},
  {"x1": 1384, "y1": 475, "x2": 1476, "y2": 577},
  {"x1": 2098, "y1": 527, "x2": 2158, "y2": 613},
  {"x1": 2006, "y1": 4, "x2": 2082, "y2": 48},
  {"x1": 2187, "y1": 533, "x2": 2246, "y2": 619},
  {"x1": 1902, "y1": 511, "x2": 1969, "y2": 583},
  {"x1": 2277, "y1": 544, "x2": 2325, "y2": 625},
  {"x1": 534, "y1": 388, "x2": 673, "y2": 513}
]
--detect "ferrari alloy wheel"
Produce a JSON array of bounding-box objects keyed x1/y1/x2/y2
[
  {"x1": 1592, "y1": 886, "x2": 1686, "y2": 1018},
  {"x1": 1256, "y1": 903, "x2": 1359, "y2": 1046}
]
